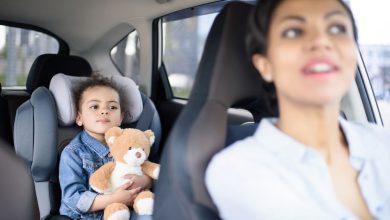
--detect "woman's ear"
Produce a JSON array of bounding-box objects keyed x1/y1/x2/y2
[{"x1": 252, "y1": 54, "x2": 273, "y2": 82}]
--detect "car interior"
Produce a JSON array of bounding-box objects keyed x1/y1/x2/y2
[
  {"x1": 0, "y1": 0, "x2": 385, "y2": 219},
  {"x1": 155, "y1": 3, "x2": 269, "y2": 219}
]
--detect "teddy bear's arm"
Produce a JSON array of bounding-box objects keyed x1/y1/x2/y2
[
  {"x1": 89, "y1": 162, "x2": 116, "y2": 193},
  {"x1": 141, "y1": 161, "x2": 160, "y2": 180}
]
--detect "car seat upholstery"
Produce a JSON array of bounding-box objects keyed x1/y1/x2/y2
[
  {"x1": 0, "y1": 138, "x2": 39, "y2": 220},
  {"x1": 14, "y1": 73, "x2": 161, "y2": 219},
  {"x1": 1, "y1": 54, "x2": 93, "y2": 148},
  {"x1": 26, "y1": 54, "x2": 92, "y2": 94},
  {"x1": 0, "y1": 82, "x2": 14, "y2": 146},
  {"x1": 154, "y1": 2, "x2": 274, "y2": 219}
]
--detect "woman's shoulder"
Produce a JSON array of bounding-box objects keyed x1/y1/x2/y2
[
  {"x1": 344, "y1": 120, "x2": 390, "y2": 159},
  {"x1": 346, "y1": 120, "x2": 390, "y2": 141},
  {"x1": 207, "y1": 134, "x2": 275, "y2": 179}
]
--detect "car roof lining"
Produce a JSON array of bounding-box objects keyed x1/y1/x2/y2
[{"x1": 0, "y1": 0, "x2": 215, "y2": 54}]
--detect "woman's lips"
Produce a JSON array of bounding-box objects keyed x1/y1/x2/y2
[{"x1": 302, "y1": 59, "x2": 339, "y2": 77}]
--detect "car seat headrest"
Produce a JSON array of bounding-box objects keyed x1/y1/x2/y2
[
  {"x1": 26, "y1": 54, "x2": 92, "y2": 94},
  {"x1": 49, "y1": 73, "x2": 143, "y2": 126}
]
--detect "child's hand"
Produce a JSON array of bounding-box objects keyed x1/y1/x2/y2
[
  {"x1": 123, "y1": 174, "x2": 153, "y2": 190},
  {"x1": 111, "y1": 181, "x2": 142, "y2": 206}
]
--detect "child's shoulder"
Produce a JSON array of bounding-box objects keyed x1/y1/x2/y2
[{"x1": 61, "y1": 132, "x2": 87, "y2": 155}]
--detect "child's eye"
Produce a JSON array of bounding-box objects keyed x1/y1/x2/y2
[
  {"x1": 328, "y1": 24, "x2": 346, "y2": 35},
  {"x1": 89, "y1": 105, "x2": 98, "y2": 110},
  {"x1": 282, "y1": 28, "x2": 303, "y2": 39},
  {"x1": 109, "y1": 106, "x2": 118, "y2": 110}
]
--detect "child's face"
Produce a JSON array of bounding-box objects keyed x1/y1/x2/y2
[
  {"x1": 76, "y1": 86, "x2": 124, "y2": 143},
  {"x1": 253, "y1": 0, "x2": 357, "y2": 108}
]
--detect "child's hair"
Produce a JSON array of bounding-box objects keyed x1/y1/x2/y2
[{"x1": 74, "y1": 73, "x2": 126, "y2": 114}]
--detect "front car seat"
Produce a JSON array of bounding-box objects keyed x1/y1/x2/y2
[
  {"x1": 0, "y1": 138, "x2": 39, "y2": 219},
  {"x1": 154, "y1": 2, "x2": 276, "y2": 219}
]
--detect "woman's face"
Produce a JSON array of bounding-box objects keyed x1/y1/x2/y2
[{"x1": 252, "y1": 0, "x2": 357, "y2": 107}]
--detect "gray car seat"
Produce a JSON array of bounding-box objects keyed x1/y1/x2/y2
[
  {"x1": 14, "y1": 73, "x2": 161, "y2": 219},
  {"x1": 0, "y1": 138, "x2": 39, "y2": 220},
  {"x1": 154, "y1": 2, "x2": 275, "y2": 219}
]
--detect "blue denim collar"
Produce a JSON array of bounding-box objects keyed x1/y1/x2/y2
[{"x1": 80, "y1": 130, "x2": 110, "y2": 159}]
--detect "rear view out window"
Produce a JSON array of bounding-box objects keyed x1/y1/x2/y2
[
  {"x1": 0, "y1": 25, "x2": 59, "y2": 88},
  {"x1": 111, "y1": 31, "x2": 141, "y2": 84},
  {"x1": 162, "y1": 12, "x2": 218, "y2": 99},
  {"x1": 350, "y1": 0, "x2": 390, "y2": 128}
]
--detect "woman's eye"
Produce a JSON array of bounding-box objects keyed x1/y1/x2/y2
[
  {"x1": 282, "y1": 28, "x2": 303, "y2": 39},
  {"x1": 328, "y1": 24, "x2": 346, "y2": 35},
  {"x1": 109, "y1": 106, "x2": 118, "y2": 110}
]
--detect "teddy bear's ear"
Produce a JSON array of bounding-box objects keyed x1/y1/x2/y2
[
  {"x1": 105, "y1": 127, "x2": 123, "y2": 146},
  {"x1": 144, "y1": 130, "x2": 155, "y2": 146}
]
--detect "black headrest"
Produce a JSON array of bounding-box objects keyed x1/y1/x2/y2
[
  {"x1": 155, "y1": 2, "x2": 262, "y2": 219},
  {"x1": 189, "y1": 4, "x2": 263, "y2": 107},
  {"x1": 26, "y1": 54, "x2": 92, "y2": 93}
]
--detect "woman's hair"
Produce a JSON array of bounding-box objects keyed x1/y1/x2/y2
[
  {"x1": 74, "y1": 73, "x2": 125, "y2": 113},
  {"x1": 246, "y1": 0, "x2": 358, "y2": 56}
]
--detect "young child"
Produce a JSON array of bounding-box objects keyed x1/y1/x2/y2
[{"x1": 59, "y1": 75, "x2": 152, "y2": 219}]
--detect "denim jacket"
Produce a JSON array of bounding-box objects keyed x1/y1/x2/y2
[{"x1": 59, "y1": 130, "x2": 112, "y2": 219}]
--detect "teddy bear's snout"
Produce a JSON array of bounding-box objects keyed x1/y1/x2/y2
[{"x1": 136, "y1": 152, "x2": 142, "y2": 158}]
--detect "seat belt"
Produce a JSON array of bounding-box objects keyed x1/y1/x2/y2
[{"x1": 136, "y1": 94, "x2": 154, "y2": 131}]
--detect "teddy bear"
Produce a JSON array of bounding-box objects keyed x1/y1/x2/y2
[{"x1": 89, "y1": 127, "x2": 160, "y2": 220}]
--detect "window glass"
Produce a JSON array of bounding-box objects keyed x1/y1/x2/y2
[
  {"x1": 162, "y1": 13, "x2": 218, "y2": 98},
  {"x1": 111, "y1": 31, "x2": 141, "y2": 84},
  {"x1": 350, "y1": 0, "x2": 390, "y2": 127},
  {"x1": 0, "y1": 25, "x2": 59, "y2": 88}
]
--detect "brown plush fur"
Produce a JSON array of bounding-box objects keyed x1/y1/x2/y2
[
  {"x1": 142, "y1": 161, "x2": 159, "y2": 180},
  {"x1": 106, "y1": 128, "x2": 152, "y2": 164},
  {"x1": 89, "y1": 162, "x2": 115, "y2": 190},
  {"x1": 104, "y1": 203, "x2": 128, "y2": 220},
  {"x1": 89, "y1": 127, "x2": 160, "y2": 219},
  {"x1": 133, "y1": 191, "x2": 154, "y2": 213}
]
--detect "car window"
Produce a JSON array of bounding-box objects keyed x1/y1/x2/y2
[
  {"x1": 111, "y1": 30, "x2": 141, "y2": 84},
  {"x1": 162, "y1": 11, "x2": 218, "y2": 99},
  {"x1": 0, "y1": 25, "x2": 59, "y2": 88},
  {"x1": 350, "y1": 0, "x2": 390, "y2": 128}
]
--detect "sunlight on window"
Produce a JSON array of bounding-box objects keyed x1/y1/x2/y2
[
  {"x1": 0, "y1": 26, "x2": 5, "y2": 50},
  {"x1": 350, "y1": 0, "x2": 390, "y2": 128},
  {"x1": 350, "y1": 0, "x2": 390, "y2": 45},
  {"x1": 0, "y1": 26, "x2": 59, "y2": 88}
]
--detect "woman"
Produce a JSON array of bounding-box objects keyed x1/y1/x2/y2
[{"x1": 206, "y1": 0, "x2": 390, "y2": 219}]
